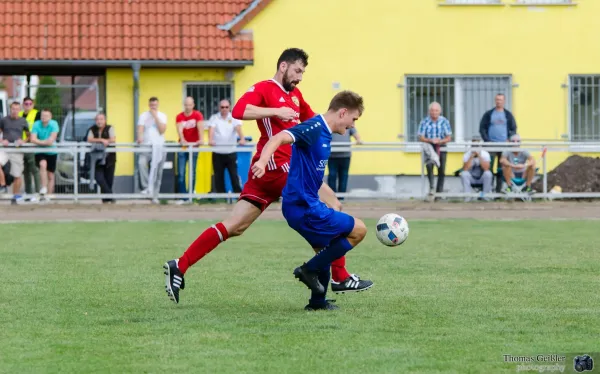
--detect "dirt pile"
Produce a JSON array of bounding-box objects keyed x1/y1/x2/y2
[{"x1": 533, "y1": 155, "x2": 600, "y2": 192}]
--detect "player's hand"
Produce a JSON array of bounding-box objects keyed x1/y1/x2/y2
[
  {"x1": 275, "y1": 107, "x2": 296, "y2": 121},
  {"x1": 15, "y1": 139, "x2": 23, "y2": 146},
  {"x1": 136, "y1": 137, "x2": 143, "y2": 144},
  {"x1": 209, "y1": 140, "x2": 216, "y2": 146},
  {"x1": 251, "y1": 160, "x2": 267, "y2": 179},
  {"x1": 238, "y1": 138, "x2": 246, "y2": 146}
]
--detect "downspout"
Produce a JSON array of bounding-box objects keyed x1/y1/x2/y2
[{"x1": 132, "y1": 62, "x2": 141, "y2": 192}]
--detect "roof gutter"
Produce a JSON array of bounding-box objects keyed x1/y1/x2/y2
[
  {"x1": 0, "y1": 60, "x2": 253, "y2": 68},
  {"x1": 218, "y1": 0, "x2": 262, "y2": 31}
]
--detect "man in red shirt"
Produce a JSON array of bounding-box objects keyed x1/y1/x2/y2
[
  {"x1": 164, "y1": 48, "x2": 373, "y2": 306},
  {"x1": 175, "y1": 97, "x2": 204, "y2": 202}
]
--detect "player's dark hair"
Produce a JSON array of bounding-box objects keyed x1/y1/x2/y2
[
  {"x1": 328, "y1": 91, "x2": 364, "y2": 116},
  {"x1": 276, "y1": 48, "x2": 309, "y2": 70},
  {"x1": 149, "y1": 97, "x2": 159, "y2": 103}
]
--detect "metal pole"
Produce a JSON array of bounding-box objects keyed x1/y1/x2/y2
[
  {"x1": 132, "y1": 62, "x2": 141, "y2": 193},
  {"x1": 543, "y1": 146, "x2": 548, "y2": 195},
  {"x1": 188, "y1": 146, "x2": 193, "y2": 202},
  {"x1": 71, "y1": 75, "x2": 76, "y2": 141},
  {"x1": 73, "y1": 146, "x2": 79, "y2": 203},
  {"x1": 420, "y1": 147, "x2": 426, "y2": 199}
]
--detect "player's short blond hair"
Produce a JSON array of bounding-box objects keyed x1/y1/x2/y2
[{"x1": 328, "y1": 91, "x2": 364, "y2": 116}]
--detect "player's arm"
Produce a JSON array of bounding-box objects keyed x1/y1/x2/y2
[
  {"x1": 232, "y1": 85, "x2": 295, "y2": 121},
  {"x1": 251, "y1": 131, "x2": 294, "y2": 179},
  {"x1": 251, "y1": 122, "x2": 321, "y2": 179}
]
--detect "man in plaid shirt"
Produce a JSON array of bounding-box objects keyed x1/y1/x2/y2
[{"x1": 418, "y1": 102, "x2": 452, "y2": 196}]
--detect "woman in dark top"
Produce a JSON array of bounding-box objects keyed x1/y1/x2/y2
[{"x1": 87, "y1": 113, "x2": 116, "y2": 203}]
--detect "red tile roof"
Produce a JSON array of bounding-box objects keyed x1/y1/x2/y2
[{"x1": 0, "y1": 0, "x2": 271, "y2": 62}]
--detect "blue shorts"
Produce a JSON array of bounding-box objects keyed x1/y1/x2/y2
[{"x1": 282, "y1": 202, "x2": 355, "y2": 249}]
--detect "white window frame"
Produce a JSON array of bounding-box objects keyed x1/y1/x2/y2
[
  {"x1": 567, "y1": 75, "x2": 600, "y2": 146},
  {"x1": 182, "y1": 81, "x2": 235, "y2": 124},
  {"x1": 402, "y1": 74, "x2": 513, "y2": 152},
  {"x1": 510, "y1": 0, "x2": 575, "y2": 6}
]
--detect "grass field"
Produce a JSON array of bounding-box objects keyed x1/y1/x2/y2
[{"x1": 1, "y1": 219, "x2": 599, "y2": 374}]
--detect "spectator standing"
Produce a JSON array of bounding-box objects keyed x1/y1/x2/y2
[
  {"x1": 479, "y1": 93, "x2": 517, "y2": 193},
  {"x1": 87, "y1": 113, "x2": 116, "y2": 204},
  {"x1": 460, "y1": 135, "x2": 493, "y2": 201},
  {"x1": 137, "y1": 97, "x2": 167, "y2": 202},
  {"x1": 418, "y1": 102, "x2": 452, "y2": 197},
  {"x1": 207, "y1": 99, "x2": 245, "y2": 194},
  {"x1": 30, "y1": 109, "x2": 59, "y2": 198},
  {"x1": 175, "y1": 96, "x2": 204, "y2": 202},
  {"x1": 19, "y1": 96, "x2": 41, "y2": 194},
  {"x1": 328, "y1": 127, "x2": 362, "y2": 199},
  {"x1": 0, "y1": 102, "x2": 30, "y2": 203}
]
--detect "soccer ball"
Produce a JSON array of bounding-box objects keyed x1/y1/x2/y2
[{"x1": 375, "y1": 213, "x2": 409, "y2": 246}]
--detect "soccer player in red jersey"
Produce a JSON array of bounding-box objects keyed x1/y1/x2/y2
[{"x1": 164, "y1": 48, "x2": 373, "y2": 304}]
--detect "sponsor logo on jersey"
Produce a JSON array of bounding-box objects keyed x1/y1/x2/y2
[
  {"x1": 182, "y1": 119, "x2": 197, "y2": 129},
  {"x1": 317, "y1": 159, "x2": 328, "y2": 171}
]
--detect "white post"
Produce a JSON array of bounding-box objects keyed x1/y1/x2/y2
[
  {"x1": 188, "y1": 146, "x2": 193, "y2": 202},
  {"x1": 73, "y1": 146, "x2": 79, "y2": 203}
]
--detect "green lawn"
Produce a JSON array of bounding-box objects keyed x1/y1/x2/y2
[{"x1": 1, "y1": 219, "x2": 599, "y2": 374}]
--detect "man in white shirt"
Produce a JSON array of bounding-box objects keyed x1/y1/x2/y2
[
  {"x1": 136, "y1": 97, "x2": 167, "y2": 198},
  {"x1": 461, "y1": 135, "x2": 493, "y2": 201},
  {"x1": 207, "y1": 99, "x2": 245, "y2": 193}
]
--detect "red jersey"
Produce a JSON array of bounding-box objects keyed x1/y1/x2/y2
[
  {"x1": 232, "y1": 79, "x2": 315, "y2": 172},
  {"x1": 176, "y1": 110, "x2": 204, "y2": 143}
]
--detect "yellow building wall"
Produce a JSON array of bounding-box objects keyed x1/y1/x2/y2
[
  {"x1": 230, "y1": 0, "x2": 599, "y2": 175},
  {"x1": 106, "y1": 68, "x2": 230, "y2": 192}
]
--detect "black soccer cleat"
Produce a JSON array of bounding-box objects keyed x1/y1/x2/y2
[
  {"x1": 163, "y1": 259, "x2": 184, "y2": 304},
  {"x1": 293, "y1": 264, "x2": 325, "y2": 295},
  {"x1": 331, "y1": 274, "x2": 374, "y2": 294},
  {"x1": 304, "y1": 299, "x2": 339, "y2": 311}
]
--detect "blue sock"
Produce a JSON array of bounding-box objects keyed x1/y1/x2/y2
[
  {"x1": 309, "y1": 265, "x2": 330, "y2": 307},
  {"x1": 305, "y1": 237, "x2": 353, "y2": 272}
]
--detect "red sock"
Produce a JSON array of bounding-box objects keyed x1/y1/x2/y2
[
  {"x1": 178, "y1": 222, "x2": 229, "y2": 274},
  {"x1": 331, "y1": 256, "x2": 351, "y2": 282}
]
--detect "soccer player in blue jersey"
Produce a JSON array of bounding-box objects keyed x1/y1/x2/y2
[{"x1": 251, "y1": 91, "x2": 368, "y2": 310}]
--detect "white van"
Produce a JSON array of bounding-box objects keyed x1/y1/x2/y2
[
  {"x1": 55, "y1": 111, "x2": 98, "y2": 190},
  {"x1": 0, "y1": 91, "x2": 8, "y2": 118}
]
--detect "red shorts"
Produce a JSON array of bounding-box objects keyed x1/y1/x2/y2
[{"x1": 239, "y1": 169, "x2": 288, "y2": 211}]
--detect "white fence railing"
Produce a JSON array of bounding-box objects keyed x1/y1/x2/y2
[{"x1": 0, "y1": 141, "x2": 599, "y2": 202}]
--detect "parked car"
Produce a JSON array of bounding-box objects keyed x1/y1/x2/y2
[{"x1": 55, "y1": 111, "x2": 97, "y2": 191}]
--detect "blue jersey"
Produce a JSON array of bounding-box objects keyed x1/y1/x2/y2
[{"x1": 282, "y1": 115, "x2": 333, "y2": 207}]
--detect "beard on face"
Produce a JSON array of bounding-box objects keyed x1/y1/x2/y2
[{"x1": 282, "y1": 69, "x2": 300, "y2": 92}]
